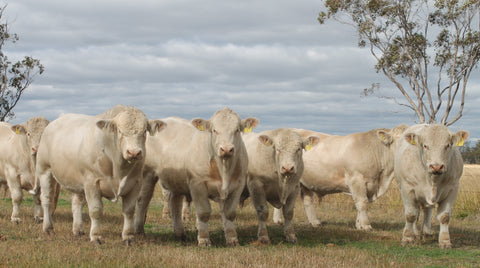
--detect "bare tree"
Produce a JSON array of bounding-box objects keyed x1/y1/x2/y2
[
  {"x1": 0, "y1": 5, "x2": 44, "y2": 121},
  {"x1": 319, "y1": 0, "x2": 480, "y2": 126}
]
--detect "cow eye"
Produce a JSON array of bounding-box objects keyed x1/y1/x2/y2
[
  {"x1": 445, "y1": 144, "x2": 451, "y2": 150},
  {"x1": 27, "y1": 132, "x2": 31, "y2": 137},
  {"x1": 423, "y1": 144, "x2": 429, "y2": 150},
  {"x1": 213, "y1": 129, "x2": 218, "y2": 135}
]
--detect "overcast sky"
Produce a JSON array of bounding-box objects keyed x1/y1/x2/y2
[{"x1": 4, "y1": 0, "x2": 480, "y2": 139}]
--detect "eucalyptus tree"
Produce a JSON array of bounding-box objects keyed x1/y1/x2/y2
[
  {"x1": 0, "y1": 5, "x2": 44, "y2": 121},
  {"x1": 319, "y1": 0, "x2": 480, "y2": 125}
]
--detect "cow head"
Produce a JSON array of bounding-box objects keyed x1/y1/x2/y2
[
  {"x1": 258, "y1": 129, "x2": 319, "y2": 205},
  {"x1": 192, "y1": 108, "x2": 259, "y2": 160},
  {"x1": 96, "y1": 107, "x2": 166, "y2": 163},
  {"x1": 376, "y1": 124, "x2": 409, "y2": 147},
  {"x1": 404, "y1": 125, "x2": 469, "y2": 176},
  {"x1": 22, "y1": 116, "x2": 50, "y2": 157}
]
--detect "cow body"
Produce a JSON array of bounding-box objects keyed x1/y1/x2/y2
[
  {"x1": 135, "y1": 109, "x2": 258, "y2": 246},
  {"x1": 0, "y1": 117, "x2": 49, "y2": 223},
  {"x1": 243, "y1": 128, "x2": 318, "y2": 243},
  {"x1": 394, "y1": 124, "x2": 468, "y2": 248},
  {"x1": 36, "y1": 105, "x2": 164, "y2": 244},
  {"x1": 295, "y1": 125, "x2": 408, "y2": 230}
]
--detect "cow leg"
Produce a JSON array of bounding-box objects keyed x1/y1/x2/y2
[
  {"x1": 249, "y1": 179, "x2": 270, "y2": 244},
  {"x1": 50, "y1": 181, "x2": 61, "y2": 215},
  {"x1": 6, "y1": 171, "x2": 23, "y2": 223},
  {"x1": 122, "y1": 184, "x2": 140, "y2": 246},
  {"x1": 134, "y1": 173, "x2": 158, "y2": 234},
  {"x1": 84, "y1": 179, "x2": 104, "y2": 244},
  {"x1": 348, "y1": 175, "x2": 372, "y2": 231},
  {"x1": 38, "y1": 170, "x2": 55, "y2": 235},
  {"x1": 72, "y1": 193, "x2": 86, "y2": 236},
  {"x1": 437, "y1": 199, "x2": 454, "y2": 249},
  {"x1": 282, "y1": 187, "x2": 299, "y2": 244},
  {"x1": 190, "y1": 183, "x2": 212, "y2": 247},
  {"x1": 170, "y1": 192, "x2": 186, "y2": 241},
  {"x1": 421, "y1": 205, "x2": 433, "y2": 237},
  {"x1": 273, "y1": 208, "x2": 283, "y2": 225},
  {"x1": 161, "y1": 186, "x2": 171, "y2": 219},
  {"x1": 220, "y1": 184, "x2": 243, "y2": 247},
  {"x1": 401, "y1": 197, "x2": 419, "y2": 246},
  {"x1": 301, "y1": 185, "x2": 321, "y2": 227},
  {"x1": 32, "y1": 188, "x2": 43, "y2": 223},
  {"x1": 182, "y1": 195, "x2": 192, "y2": 222}
]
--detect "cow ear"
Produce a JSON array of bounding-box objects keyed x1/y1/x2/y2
[
  {"x1": 303, "y1": 136, "x2": 319, "y2": 151},
  {"x1": 191, "y1": 118, "x2": 211, "y2": 132},
  {"x1": 11, "y1": 125, "x2": 26, "y2": 135},
  {"x1": 96, "y1": 119, "x2": 116, "y2": 132},
  {"x1": 404, "y1": 132, "x2": 418, "y2": 145},
  {"x1": 148, "y1": 120, "x2": 166, "y2": 136},
  {"x1": 242, "y1": 117, "x2": 259, "y2": 133},
  {"x1": 377, "y1": 130, "x2": 393, "y2": 145},
  {"x1": 453, "y1": 130, "x2": 469, "y2": 147},
  {"x1": 258, "y1": 135, "x2": 273, "y2": 147}
]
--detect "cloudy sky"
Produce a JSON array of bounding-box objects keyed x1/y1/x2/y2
[{"x1": 5, "y1": 0, "x2": 480, "y2": 139}]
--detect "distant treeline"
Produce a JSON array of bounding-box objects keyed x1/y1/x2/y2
[{"x1": 460, "y1": 140, "x2": 480, "y2": 164}]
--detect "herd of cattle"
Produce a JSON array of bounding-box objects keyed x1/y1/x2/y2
[{"x1": 0, "y1": 105, "x2": 469, "y2": 249}]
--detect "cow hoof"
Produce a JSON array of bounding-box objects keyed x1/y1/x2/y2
[
  {"x1": 440, "y1": 241, "x2": 452, "y2": 249},
  {"x1": 34, "y1": 216, "x2": 43, "y2": 224},
  {"x1": 91, "y1": 238, "x2": 104, "y2": 245},
  {"x1": 44, "y1": 227, "x2": 54, "y2": 235},
  {"x1": 11, "y1": 217, "x2": 21, "y2": 224},
  {"x1": 362, "y1": 225, "x2": 373, "y2": 231},
  {"x1": 310, "y1": 220, "x2": 321, "y2": 227},
  {"x1": 123, "y1": 238, "x2": 134, "y2": 246},
  {"x1": 198, "y1": 238, "x2": 211, "y2": 247},
  {"x1": 226, "y1": 237, "x2": 239, "y2": 247},
  {"x1": 286, "y1": 235, "x2": 297, "y2": 244},
  {"x1": 258, "y1": 236, "x2": 270, "y2": 244},
  {"x1": 74, "y1": 230, "x2": 86, "y2": 237},
  {"x1": 401, "y1": 238, "x2": 415, "y2": 246}
]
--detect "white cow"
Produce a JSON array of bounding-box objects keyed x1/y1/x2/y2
[
  {"x1": 36, "y1": 105, "x2": 164, "y2": 244},
  {"x1": 394, "y1": 124, "x2": 468, "y2": 249},
  {"x1": 135, "y1": 108, "x2": 258, "y2": 246},
  {"x1": 243, "y1": 128, "x2": 318, "y2": 244},
  {"x1": 0, "y1": 116, "x2": 49, "y2": 223},
  {"x1": 291, "y1": 124, "x2": 408, "y2": 230}
]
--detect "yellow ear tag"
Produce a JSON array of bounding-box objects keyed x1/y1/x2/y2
[
  {"x1": 244, "y1": 126, "x2": 252, "y2": 133},
  {"x1": 15, "y1": 128, "x2": 20, "y2": 134},
  {"x1": 410, "y1": 139, "x2": 416, "y2": 145},
  {"x1": 305, "y1": 143, "x2": 313, "y2": 151},
  {"x1": 197, "y1": 125, "x2": 204, "y2": 131},
  {"x1": 456, "y1": 137, "x2": 464, "y2": 147}
]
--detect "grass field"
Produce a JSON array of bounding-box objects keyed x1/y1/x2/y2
[{"x1": 1, "y1": 165, "x2": 479, "y2": 267}]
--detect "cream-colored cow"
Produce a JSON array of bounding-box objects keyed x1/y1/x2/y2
[
  {"x1": 135, "y1": 108, "x2": 258, "y2": 246},
  {"x1": 395, "y1": 124, "x2": 468, "y2": 248},
  {"x1": 36, "y1": 105, "x2": 164, "y2": 244},
  {"x1": 243, "y1": 128, "x2": 318, "y2": 244},
  {"x1": 0, "y1": 116, "x2": 49, "y2": 223},
  {"x1": 290, "y1": 124, "x2": 408, "y2": 230}
]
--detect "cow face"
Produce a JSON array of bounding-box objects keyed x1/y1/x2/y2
[
  {"x1": 97, "y1": 108, "x2": 166, "y2": 163},
  {"x1": 259, "y1": 129, "x2": 319, "y2": 204},
  {"x1": 24, "y1": 116, "x2": 50, "y2": 156},
  {"x1": 192, "y1": 108, "x2": 259, "y2": 160},
  {"x1": 404, "y1": 125, "x2": 468, "y2": 176}
]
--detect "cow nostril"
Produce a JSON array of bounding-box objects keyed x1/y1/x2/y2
[
  {"x1": 127, "y1": 149, "x2": 142, "y2": 159},
  {"x1": 281, "y1": 166, "x2": 295, "y2": 174},
  {"x1": 429, "y1": 164, "x2": 444, "y2": 174}
]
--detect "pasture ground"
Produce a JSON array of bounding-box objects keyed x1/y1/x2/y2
[{"x1": 1, "y1": 165, "x2": 480, "y2": 267}]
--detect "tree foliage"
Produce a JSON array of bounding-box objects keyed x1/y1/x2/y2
[
  {"x1": 0, "y1": 5, "x2": 44, "y2": 121},
  {"x1": 460, "y1": 140, "x2": 480, "y2": 164},
  {"x1": 319, "y1": 0, "x2": 480, "y2": 126}
]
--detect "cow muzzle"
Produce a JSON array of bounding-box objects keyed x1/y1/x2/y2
[
  {"x1": 219, "y1": 145, "x2": 235, "y2": 159},
  {"x1": 280, "y1": 165, "x2": 295, "y2": 175},
  {"x1": 125, "y1": 148, "x2": 143, "y2": 161},
  {"x1": 429, "y1": 164, "x2": 445, "y2": 175}
]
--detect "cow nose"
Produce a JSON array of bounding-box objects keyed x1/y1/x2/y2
[
  {"x1": 126, "y1": 149, "x2": 143, "y2": 160},
  {"x1": 219, "y1": 146, "x2": 234, "y2": 158},
  {"x1": 281, "y1": 165, "x2": 295, "y2": 175},
  {"x1": 429, "y1": 164, "x2": 444, "y2": 174}
]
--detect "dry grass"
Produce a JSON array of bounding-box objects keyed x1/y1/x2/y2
[{"x1": 1, "y1": 166, "x2": 480, "y2": 267}]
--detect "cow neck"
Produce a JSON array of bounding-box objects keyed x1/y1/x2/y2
[{"x1": 210, "y1": 153, "x2": 237, "y2": 200}]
